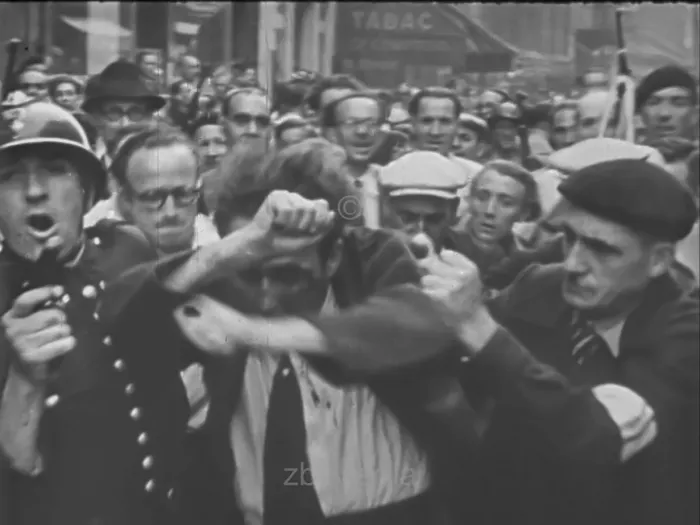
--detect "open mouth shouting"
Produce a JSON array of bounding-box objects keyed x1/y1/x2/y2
[{"x1": 26, "y1": 212, "x2": 58, "y2": 241}]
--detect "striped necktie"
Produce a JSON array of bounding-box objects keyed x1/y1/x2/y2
[{"x1": 570, "y1": 310, "x2": 604, "y2": 365}]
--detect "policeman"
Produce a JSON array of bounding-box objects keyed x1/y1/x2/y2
[{"x1": 0, "y1": 103, "x2": 368, "y2": 525}]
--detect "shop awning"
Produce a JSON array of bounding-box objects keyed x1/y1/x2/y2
[
  {"x1": 61, "y1": 16, "x2": 132, "y2": 38},
  {"x1": 439, "y1": 6, "x2": 518, "y2": 73}
]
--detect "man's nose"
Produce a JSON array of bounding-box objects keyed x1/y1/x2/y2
[
  {"x1": 484, "y1": 198, "x2": 497, "y2": 216},
  {"x1": 563, "y1": 241, "x2": 588, "y2": 274},
  {"x1": 429, "y1": 122, "x2": 441, "y2": 135},
  {"x1": 25, "y1": 173, "x2": 49, "y2": 201},
  {"x1": 161, "y1": 195, "x2": 179, "y2": 216}
]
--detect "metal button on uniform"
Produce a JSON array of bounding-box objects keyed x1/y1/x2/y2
[
  {"x1": 460, "y1": 356, "x2": 470, "y2": 363},
  {"x1": 281, "y1": 368, "x2": 291, "y2": 377},
  {"x1": 45, "y1": 394, "x2": 60, "y2": 408},
  {"x1": 137, "y1": 432, "x2": 149, "y2": 445},
  {"x1": 82, "y1": 285, "x2": 97, "y2": 299},
  {"x1": 145, "y1": 480, "x2": 156, "y2": 492},
  {"x1": 98, "y1": 280, "x2": 106, "y2": 290},
  {"x1": 113, "y1": 359, "x2": 125, "y2": 371},
  {"x1": 93, "y1": 312, "x2": 99, "y2": 320},
  {"x1": 103, "y1": 336, "x2": 112, "y2": 346},
  {"x1": 125, "y1": 383, "x2": 135, "y2": 395},
  {"x1": 22, "y1": 281, "x2": 30, "y2": 289},
  {"x1": 142, "y1": 456, "x2": 154, "y2": 469},
  {"x1": 93, "y1": 237, "x2": 101, "y2": 247},
  {"x1": 130, "y1": 407, "x2": 142, "y2": 420},
  {"x1": 167, "y1": 488, "x2": 174, "y2": 499}
]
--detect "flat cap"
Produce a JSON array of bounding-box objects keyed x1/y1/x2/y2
[
  {"x1": 380, "y1": 151, "x2": 467, "y2": 200},
  {"x1": 545, "y1": 137, "x2": 665, "y2": 174},
  {"x1": 558, "y1": 158, "x2": 697, "y2": 242}
]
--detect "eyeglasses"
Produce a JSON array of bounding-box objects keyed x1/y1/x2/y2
[
  {"x1": 20, "y1": 82, "x2": 47, "y2": 91},
  {"x1": 101, "y1": 106, "x2": 150, "y2": 123},
  {"x1": 126, "y1": 181, "x2": 202, "y2": 210},
  {"x1": 338, "y1": 118, "x2": 381, "y2": 133},
  {"x1": 229, "y1": 112, "x2": 271, "y2": 129}
]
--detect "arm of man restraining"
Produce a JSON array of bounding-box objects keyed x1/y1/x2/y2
[
  {"x1": 0, "y1": 364, "x2": 45, "y2": 476},
  {"x1": 460, "y1": 274, "x2": 698, "y2": 467},
  {"x1": 278, "y1": 230, "x2": 461, "y2": 382},
  {"x1": 170, "y1": 230, "x2": 461, "y2": 381}
]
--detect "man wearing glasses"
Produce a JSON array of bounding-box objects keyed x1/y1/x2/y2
[
  {"x1": 322, "y1": 93, "x2": 385, "y2": 228},
  {"x1": 82, "y1": 60, "x2": 166, "y2": 199},
  {"x1": 222, "y1": 87, "x2": 272, "y2": 148},
  {"x1": 84, "y1": 122, "x2": 219, "y2": 256}
]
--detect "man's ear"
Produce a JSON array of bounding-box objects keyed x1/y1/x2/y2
[{"x1": 648, "y1": 242, "x2": 676, "y2": 279}]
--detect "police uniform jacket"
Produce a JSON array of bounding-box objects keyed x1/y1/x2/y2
[{"x1": 0, "y1": 220, "x2": 260, "y2": 525}]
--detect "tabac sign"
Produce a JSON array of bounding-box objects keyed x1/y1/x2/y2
[{"x1": 342, "y1": 2, "x2": 464, "y2": 37}]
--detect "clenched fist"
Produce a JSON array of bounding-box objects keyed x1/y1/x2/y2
[
  {"x1": 419, "y1": 250, "x2": 484, "y2": 319},
  {"x1": 1, "y1": 286, "x2": 75, "y2": 378},
  {"x1": 238, "y1": 190, "x2": 336, "y2": 260},
  {"x1": 418, "y1": 250, "x2": 498, "y2": 353}
]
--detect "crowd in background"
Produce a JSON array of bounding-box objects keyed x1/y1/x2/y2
[{"x1": 0, "y1": 42, "x2": 699, "y2": 525}]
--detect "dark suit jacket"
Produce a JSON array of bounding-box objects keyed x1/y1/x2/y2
[{"x1": 464, "y1": 264, "x2": 699, "y2": 525}]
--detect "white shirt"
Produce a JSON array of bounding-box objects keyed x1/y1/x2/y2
[
  {"x1": 355, "y1": 164, "x2": 382, "y2": 229},
  {"x1": 231, "y1": 291, "x2": 431, "y2": 525}
]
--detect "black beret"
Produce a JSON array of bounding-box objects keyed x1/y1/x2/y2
[
  {"x1": 636, "y1": 65, "x2": 697, "y2": 112},
  {"x1": 558, "y1": 159, "x2": 698, "y2": 242}
]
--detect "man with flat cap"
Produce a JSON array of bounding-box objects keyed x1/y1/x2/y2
[
  {"x1": 420, "y1": 158, "x2": 699, "y2": 525},
  {"x1": 380, "y1": 150, "x2": 466, "y2": 254}
]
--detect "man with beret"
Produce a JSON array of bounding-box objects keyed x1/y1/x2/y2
[
  {"x1": 82, "y1": 59, "x2": 166, "y2": 200},
  {"x1": 636, "y1": 64, "x2": 699, "y2": 185},
  {"x1": 421, "y1": 158, "x2": 699, "y2": 525}
]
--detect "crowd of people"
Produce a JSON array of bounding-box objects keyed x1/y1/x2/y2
[{"x1": 0, "y1": 46, "x2": 698, "y2": 525}]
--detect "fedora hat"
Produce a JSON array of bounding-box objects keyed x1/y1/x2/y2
[{"x1": 82, "y1": 60, "x2": 165, "y2": 114}]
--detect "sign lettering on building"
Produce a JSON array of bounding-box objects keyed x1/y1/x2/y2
[{"x1": 352, "y1": 10, "x2": 434, "y2": 32}]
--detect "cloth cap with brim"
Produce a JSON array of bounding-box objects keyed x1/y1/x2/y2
[
  {"x1": 558, "y1": 158, "x2": 697, "y2": 242},
  {"x1": 544, "y1": 137, "x2": 665, "y2": 174},
  {"x1": 381, "y1": 150, "x2": 467, "y2": 200},
  {"x1": 0, "y1": 102, "x2": 105, "y2": 197},
  {"x1": 81, "y1": 60, "x2": 166, "y2": 114}
]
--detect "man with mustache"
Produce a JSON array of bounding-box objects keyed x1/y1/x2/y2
[
  {"x1": 84, "y1": 122, "x2": 219, "y2": 256},
  {"x1": 422, "y1": 158, "x2": 699, "y2": 525}
]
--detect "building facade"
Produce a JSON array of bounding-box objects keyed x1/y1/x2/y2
[{"x1": 4, "y1": 1, "x2": 334, "y2": 96}]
